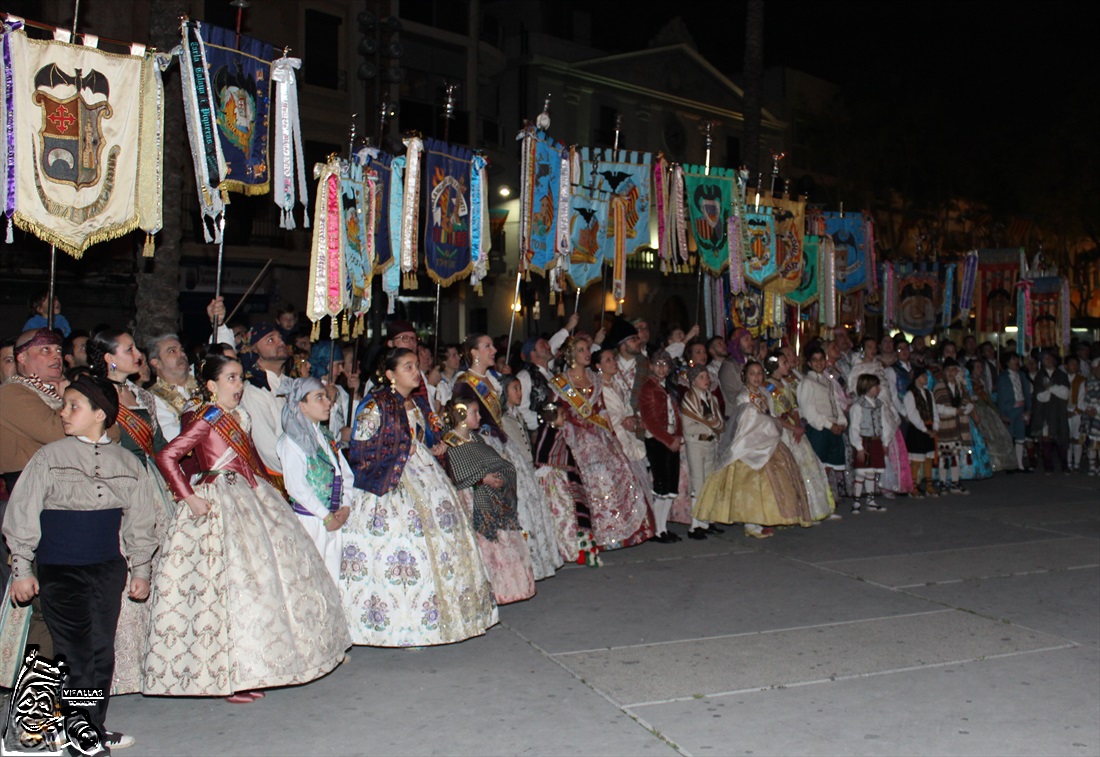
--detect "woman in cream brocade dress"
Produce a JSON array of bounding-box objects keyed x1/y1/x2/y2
[{"x1": 145, "y1": 356, "x2": 349, "y2": 697}]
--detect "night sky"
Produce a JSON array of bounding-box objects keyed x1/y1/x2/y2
[{"x1": 582, "y1": 1, "x2": 1097, "y2": 224}]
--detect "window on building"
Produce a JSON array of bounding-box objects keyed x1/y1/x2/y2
[
  {"x1": 402, "y1": 0, "x2": 469, "y2": 35},
  {"x1": 596, "y1": 105, "x2": 619, "y2": 148},
  {"x1": 725, "y1": 135, "x2": 741, "y2": 167},
  {"x1": 304, "y1": 10, "x2": 342, "y2": 90}
]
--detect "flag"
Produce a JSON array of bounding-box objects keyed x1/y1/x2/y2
[
  {"x1": 519, "y1": 127, "x2": 563, "y2": 274},
  {"x1": 785, "y1": 234, "x2": 820, "y2": 306},
  {"x1": 762, "y1": 195, "x2": 805, "y2": 294},
  {"x1": 201, "y1": 24, "x2": 274, "y2": 195},
  {"x1": 5, "y1": 26, "x2": 163, "y2": 257},
  {"x1": 682, "y1": 165, "x2": 737, "y2": 274},
  {"x1": 566, "y1": 148, "x2": 608, "y2": 290},
  {"x1": 894, "y1": 262, "x2": 939, "y2": 336},
  {"x1": 364, "y1": 147, "x2": 396, "y2": 275},
  {"x1": 742, "y1": 209, "x2": 777, "y2": 285},
  {"x1": 975, "y1": 248, "x2": 1020, "y2": 333},
  {"x1": 423, "y1": 138, "x2": 473, "y2": 286},
  {"x1": 823, "y1": 212, "x2": 869, "y2": 294}
]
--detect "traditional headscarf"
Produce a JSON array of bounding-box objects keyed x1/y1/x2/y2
[
  {"x1": 308, "y1": 341, "x2": 343, "y2": 379},
  {"x1": 726, "y1": 328, "x2": 752, "y2": 366},
  {"x1": 280, "y1": 377, "x2": 327, "y2": 457},
  {"x1": 68, "y1": 374, "x2": 119, "y2": 429},
  {"x1": 13, "y1": 328, "x2": 62, "y2": 357},
  {"x1": 240, "y1": 323, "x2": 279, "y2": 376}
]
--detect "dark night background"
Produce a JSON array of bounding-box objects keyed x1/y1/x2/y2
[{"x1": 582, "y1": 1, "x2": 1097, "y2": 237}]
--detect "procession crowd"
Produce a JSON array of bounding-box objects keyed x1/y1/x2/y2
[{"x1": 1, "y1": 288, "x2": 1098, "y2": 755}]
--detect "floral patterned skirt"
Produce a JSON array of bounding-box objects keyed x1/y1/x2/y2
[{"x1": 341, "y1": 448, "x2": 498, "y2": 647}]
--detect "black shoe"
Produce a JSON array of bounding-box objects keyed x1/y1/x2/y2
[
  {"x1": 653, "y1": 532, "x2": 674, "y2": 544},
  {"x1": 705, "y1": 524, "x2": 725, "y2": 534},
  {"x1": 687, "y1": 528, "x2": 708, "y2": 540},
  {"x1": 665, "y1": 531, "x2": 682, "y2": 542}
]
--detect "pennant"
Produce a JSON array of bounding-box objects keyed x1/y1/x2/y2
[
  {"x1": 423, "y1": 138, "x2": 472, "y2": 287},
  {"x1": 975, "y1": 248, "x2": 1020, "y2": 333},
  {"x1": 820, "y1": 235, "x2": 837, "y2": 329},
  {"x1": 1015, "y1": 279, "x2": 1031, "y2": 356},
  {"x1": 762, "y1": 194, "x2": 805, "y2": 294},
  {"x1": 382, "y1": 154, "x2": 404, "y2": 311},
  {"x1": 942, "y1": 263, "x2": 956, "y2": 329},
  {"x1": 399, "y1": 135, "x2": 422, "y2": 287},
  {"x1": 958, "y1": 250, "x2": 979, "y2": 318},
  {"x1": 179, "y1": 21, "x2": 226, "y2": 242},
  {"x1": 6, "y1": 25, "x2": 164, "y2": 257},
  {"x1": 823, "y1": 212, "x2": 869, "y2": 294},
  {"x1": 894, "y1": 262, "x2": 939, "y2": 336},
  {"x1": 470, "y1": 153, "x2": 489, "y2": 292},
  {"x1": 785, "y1": 234, "x2": 820, "y2": 307},
  {"x1": 682, "y1": 165, "x2": 737, "y2": 274},
  {"x1": 271, "y1": 54, "x2": 307, "y2": 230},
  {"x1": 307, "y1": 156, "x2": 345, "y2": 338},
  {"x1": 517, "y1": 126, "x2": 563, "y2": 274},
  {"x1": 201, "y1": 24, "x2": 274, "y2": 196},
  {"x1": 742, "y1": 209, "x2": 777, "y2": 285}
]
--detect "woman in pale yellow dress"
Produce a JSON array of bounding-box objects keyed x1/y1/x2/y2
[{"x1": 693, "y1": 360, "x2": 811, "y2": 539}]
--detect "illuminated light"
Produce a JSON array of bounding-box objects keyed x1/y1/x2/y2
[
  {"x1": 512, "y1": 300, "x2": 522, "y2": 312},
  {"x1": 1004, "y1": 326, "x2": 1019, "y2": 333},
  {"x1": 498, "y1": 184, "x2": 512, "y2": 198}
]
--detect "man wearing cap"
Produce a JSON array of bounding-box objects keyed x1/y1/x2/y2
[
  {"x1": 238, "y1": 323, "x2": 292, "y2": 481},
  {"x1": 607, "y1": 317, "x2": 649, "y2": 412}
]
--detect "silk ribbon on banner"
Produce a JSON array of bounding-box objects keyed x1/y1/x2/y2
[
  {"x1": 307, "y1": 155, "x2": 345, "y2": 339},
  {"x1": 364, "y1": 147, "x2": 395, "y2": 276},
  {"x1": 592, "y1": 148, "x2": 651, "y2": 304},
  {"x1": 785, "y1": 234, "x2": 820, "y2": 307},
  {"x1": 423, "y1": 138, "x2": 472, "y2": 286},
  {"x1": 1029, "y1": 276, "x2": 1063, "y2": 351},
  {"x1": 682, "y1": 165, "x2": 736, "y2": 275},
  {"x1": 974, "y1": 248, "x2": 1020, "y2": 334},
  {"x1": 894, "y1": 261, "x2": 939, "y2": 337},
  {"x1": 518, "y1": 127, "x2": 563, "y2": 274},
  {"x1": 823, "y1": 212, "x2": 868, "y2": 294},
  {"x1": 742, "y1": 209, "x2": 777, "y2": 286},
  {"x1": 762, "y1": 195, "x2": 805, "y2": 294},
  {"x1": 201, "y1": 24, "x2": 273, "y2": 196},
  {"x1": 566, "y1": 148, "x2": 608, "y2": 290},
  {"x1": 6, "y1": 26, "x2": 163, "y2": 257},
  {"x1": 342, "y1": 151, "x2": 374, "y2": 329}
]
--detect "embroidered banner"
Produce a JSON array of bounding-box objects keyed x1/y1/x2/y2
[
  {"x1": 682, "y1": 165, "x2": 737, "y2": 275},
  {"x1": 742, "y1": 209, "x2": 777, "y2": 286},
  {"x1": 201, "y1": 24, "x2": 273, "y2": 196},
  {"x1": 1030, "y1": 276, "x2": 1063, "y2": 351},
  {"x1": 364, "y1": 147, "x2": 395, "y2": 275},
  {"x1": 974, "y1": 248, "x2": 1020, "y2": 334},
  {"x1": 307, "y1": 155, "x2": 345, "y2": 338},
  {"x1": 519, "y1": 127, "x2": 563, "y2": 274},
  {"x1": 762, "y1": 195, "x2": 804, "y2": 294},
  {"x1": 785, "y1": 234, "x2": 820, "y2": 306},
  {"x1": 423, "y1": 138, "x2": 472, "y2": 286},
  {"x1": 732, "y1": 286, "x2": 766, "y2": 337},
  {"x1": 823, "y1": 212, "x2": 869, "y2": 294},
  {"x1": 894, "y1": 262, "x2": 939, "y2": 336},
  {"x1": 7, "y1": 27, "x2": 163, "y2": 257},
  {"x1": 342, "y1": 151, "x2": 374, "y2": 322},
  {"x1": 566, "y1": 148, "x2": 608, "y2": 290},
  {"x1": 838, "y1": 290, "x2": 864, "y2": 329}
]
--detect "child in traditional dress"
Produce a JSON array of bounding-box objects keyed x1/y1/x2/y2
[
  {"x1": 903, "y1": 369, "x2": 939, "y2": 497},
  {"x1": 934, "y1": 358, "x2": 974, "y2": 494},
  {"x1": 277, "y1": 377, "x2": 354, "y2": 584},
  {"x1": 848, "y1": 374, "x2": 890, "y2": 513},
  {"x1": 441, "y1": 400, "x2": 535, "y2": 604},
  {"x1": 680, "y1": 364, "x2": 725, "y2": 537},
  {"x1": 3, "y1": 375, "x2": 158, "y2": 753}
]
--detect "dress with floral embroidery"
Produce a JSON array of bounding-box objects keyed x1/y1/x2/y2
[{"x1": 343, "y1": 404, "x2": 498, "y2": 646}]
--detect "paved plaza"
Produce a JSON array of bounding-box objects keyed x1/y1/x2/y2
[{"x1": 108, "y1": 472, "x2": 1099, "y2": 756}]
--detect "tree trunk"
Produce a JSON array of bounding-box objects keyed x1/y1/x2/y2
[
  {"x1": 133, "y1": 0, "x2": 188, "y2": 347},
  {"x1": 742, "y1": 0, "x2": 764, "y2": 179}
]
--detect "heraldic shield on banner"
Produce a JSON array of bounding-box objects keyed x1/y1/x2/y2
[{"x1": 6, "y1": 28, "x2": 163, "y2": 258}]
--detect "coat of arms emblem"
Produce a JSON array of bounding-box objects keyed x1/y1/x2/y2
[{"x1": 32, "y1": 63, "x2": 112, "y2": 190}]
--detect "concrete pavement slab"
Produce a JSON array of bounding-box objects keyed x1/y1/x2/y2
[
  {"x1": 628, "y1": 645, "x2": 1099, "y2": 757},
  {"x1": 907, "y1": 567, "x2": 1100, "y2": 647},
  {"x1": 553, "y1": 610, "x2": 1072, "y2": 706},
  {"x1": 502, "y1": 552, "x2": 936, "y2": 655},
  {"x1": 821, "y1": 536, "x2": 1098, "y2": 588},
  {"x1": 956, "y1": 501, "x2": 1100, "y2": 527},
  {"x1": 105, "y1": 627, "x2": 675, "y2": 757}
]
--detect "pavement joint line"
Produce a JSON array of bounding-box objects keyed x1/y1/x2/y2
[
  {"x1": 811, "y1": 535, "x2": 1084, "y2": 565},
  {"x1": 893, "y1": 563, "x2": 1100, "y2": 589},
  {"x1": 618, "y1": 642, "x2": 1080, "y2": 710},
  {"x1": 498, "y1": 621, "x2": 689, "y2": 757},
  {"x1": 596, "y1": 549, "x2": 756, "y2": 567},
  {"x1": 548, "y1": 609, "x2": 954, "y2": 657}
]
